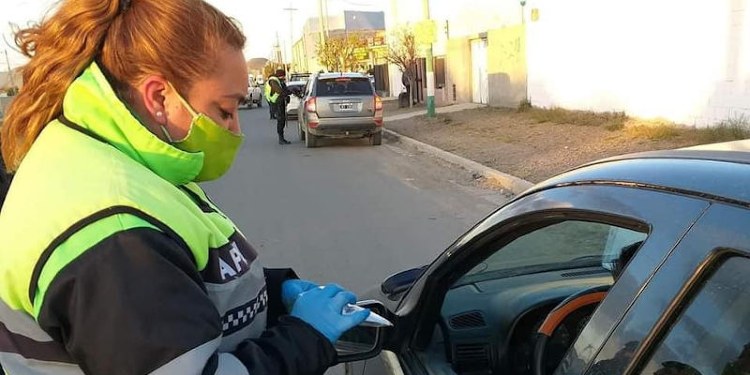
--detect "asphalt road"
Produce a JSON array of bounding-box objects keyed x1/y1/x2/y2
[{"x1": 202, "y1": 105, "x2": 509, "y2": 294}]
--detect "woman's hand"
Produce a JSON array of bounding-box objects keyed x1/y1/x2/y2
[
  {"x1": 281, "y1": 279, "x2": 319, "y2": 311},
  {"x1": 290, "y1": 284, "x2": 370, "y2": 343}
]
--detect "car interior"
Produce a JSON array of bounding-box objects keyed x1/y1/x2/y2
[{"x1": 415, "y1": 220, "x2": 648, "y2": 375}]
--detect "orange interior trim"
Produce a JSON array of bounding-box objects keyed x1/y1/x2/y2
[{"x1": 538, "y1": 292, "x2": 608, "y2": 336}]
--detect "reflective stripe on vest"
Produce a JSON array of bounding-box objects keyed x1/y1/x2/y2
[
  {"x1": 0, "y1": 121, "x2": 235, "y2": 315},
  {"x1": 264, "y1": 77, "x2": 281, "y2": 104}
]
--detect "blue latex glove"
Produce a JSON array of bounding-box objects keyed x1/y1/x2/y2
[
  {"x1": 290, "y1": 284, "x2": 371, "y2": 343},
  {"x1": 281, "y1": 279, "x2": 318, "y2": 312}
]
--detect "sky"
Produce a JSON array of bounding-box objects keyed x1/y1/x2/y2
[{"x1": 0, "y1": 0, "x2": 384, "y2": 70}]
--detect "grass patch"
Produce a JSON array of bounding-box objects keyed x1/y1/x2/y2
[
  {"x1": 626, "y1": 125, "x2": 681, "y2": 141},
  {"x1": 693, "y1": 116, "x2": 750, "y2": 143},
  {"x1": 517, "y1": 99, "x2": 533, "y2": 112},
  {"x1": 424, "y1": 114, "x2": 455, "y2": 125},
  {"x1": 492, "y1": 134, "x2": 517, "y2": 143},
  {"x1": 528, "y1": 107, "x2": 628, "y2": 129},
  {"x1": 623, "y1": 118, "x2": 681, "y2": 141}
]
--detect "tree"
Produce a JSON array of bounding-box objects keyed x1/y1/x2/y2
[
  {"x1": 386, "y1": 26, "x2": 419, "y2": 108},
  {"x1": 316, "y1": 33, "x2": 368, "y2": 73}
]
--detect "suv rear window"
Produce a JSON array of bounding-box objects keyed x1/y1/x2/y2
[{"x1": 315, "y1": 77, "x2": 374, "y2": 97}]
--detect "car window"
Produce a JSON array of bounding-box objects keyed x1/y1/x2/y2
[
  {"x1": 315, "y1": 77, "x2": 374, "y2": 97},
  {"x1": 458, "y1": 221, "x2": 647, "y2": 284},
  {"x1": 634, "y1": 256, "x2": 750, "y2": 375},
  {"x1": 434, "y1": 218, "x2": 647, "y2": 374}
]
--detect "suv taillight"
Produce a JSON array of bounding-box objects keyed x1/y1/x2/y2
[
  {"x1": 374, "y1": 95, "x2": 383, "y2": 111},
  {"x1": 305, "y1": 97, "x2": 317, "y2": 113},
  {"x1": 374, "y1": 95, "x2": 384, "y2": 126}
]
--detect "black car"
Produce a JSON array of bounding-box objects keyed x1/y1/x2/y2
[{"x1": 335, "y1": 145, "x2": 750, "y2": 375}]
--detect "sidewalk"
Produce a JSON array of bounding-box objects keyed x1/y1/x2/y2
[
  {"x1": 381, "y1": 104, "x2": 726, "y2": 196},
  {"x1": 383, "y1": 103, "x2": 485, "y2": 122},
  {"x1": 382, "y1": 104, "x2": 535, "y2": 196}
]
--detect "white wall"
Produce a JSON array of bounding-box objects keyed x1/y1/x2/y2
[
  {"x1": 431, "y1": 0, "x2": 522, "y2": 37},
  {"x1": 527, "y1": 0, "x2": 750, "y2": 126}
]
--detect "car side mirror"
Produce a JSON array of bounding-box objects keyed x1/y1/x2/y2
[
  {"x1": 381, "y1": 265, "x2": 427, "y2": 300},
  {"x1": 335, "y1": 300, "x2": 389, "y2": 363}
]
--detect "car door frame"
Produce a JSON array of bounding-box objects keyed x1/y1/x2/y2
[
  {"x1": 380, "y1": 183, "x2": 711, "y2": 375},
  {"x1": 579, "y1": 202, "x2": 750, "y2": 375}
]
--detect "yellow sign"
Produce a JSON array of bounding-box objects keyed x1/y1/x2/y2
[
  {"x1": 353, "y1": 49, "x2": 369, "y2": 61},
  {"x1": 414, "y1": 20, "x2": 438, "y2": 46},
  {"x1": 531, "y1": 8, "x2": 540, "y2": 22}
]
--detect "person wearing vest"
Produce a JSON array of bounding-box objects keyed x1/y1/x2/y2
[
  {"x1": 265, "y1": 70, "x2": 291, "y2": 145},
  {"x1": 0, "y1": 0, "x2": 369, "y2": 374},
  {"x1": 265, "y1": 75, "x2": 277, "y2": 120}
]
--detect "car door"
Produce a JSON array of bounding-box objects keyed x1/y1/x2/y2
[
  {"x1": 357, "y1": 184, "x2": 710, "y2": 375},
  {"x1": 576, "y1": 202, "x2": 750, "y2": 375}
]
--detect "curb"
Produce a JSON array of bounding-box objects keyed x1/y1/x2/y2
[{"x1": 383, "y1": 129, "x2": 534, "y2": 196}]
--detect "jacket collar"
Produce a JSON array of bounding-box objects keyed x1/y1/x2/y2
[{"x1": 62, "y1": 62, "x2": 203, "y2": 185}]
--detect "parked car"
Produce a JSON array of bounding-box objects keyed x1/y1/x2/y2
[
  {"x1": 285, "y1": 81, "x2": 307, "y2": 120},
  {"x1": 337, "y1": 145, "x2": 750, "y2": 375},
  {"x1": 242, "y1": 81, "x2": 262, "y2": 109},
  {"x1": 297, "y1": 72, "x2": 384, "y2": 148}
]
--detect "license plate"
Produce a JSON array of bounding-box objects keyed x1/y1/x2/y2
[{"x1": 339, "y1": 104, "x2": 354, "y2": 111}]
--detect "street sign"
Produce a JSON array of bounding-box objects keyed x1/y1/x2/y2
[
  {"x1": 353, "y1": 48, "x2": 369, "y2": 60},
  {"x1": 414, "y1": 20, "x2": 438, "y2": 46}
]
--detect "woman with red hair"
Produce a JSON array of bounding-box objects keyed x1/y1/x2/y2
[{"x1": 0, "y1": 1, "x2": 368, "y2": 374}]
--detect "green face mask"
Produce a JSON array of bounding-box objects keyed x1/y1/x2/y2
[{"x1": 163, "y1": 83, "x2": 244, "y2": 182}]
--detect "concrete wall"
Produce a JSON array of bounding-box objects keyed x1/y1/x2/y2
[
  {"x1": 487, "y1": 26, "x2": 527, "y2": 108},
  {"x1": 526, "y1": 0, "x2": 750, "y2": 126},
  {"x1": 384, "y1": 0, "x2": 527, "y2": 105},
  {"x1": 431, "y1": 0, "x2": 523, "y2": 38}
]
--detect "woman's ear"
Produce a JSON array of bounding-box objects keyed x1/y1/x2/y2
[{"x1": 138, "y1": 76, "x2": 169, "y2": 126}]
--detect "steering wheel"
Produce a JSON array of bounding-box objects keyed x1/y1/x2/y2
[{"x1": 532, "y1": 285, "x2": 610, "y2": 375}]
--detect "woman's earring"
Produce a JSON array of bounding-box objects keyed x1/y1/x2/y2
[{"x1": 156, "y1": 111, "x2": 164, "y2": 118}]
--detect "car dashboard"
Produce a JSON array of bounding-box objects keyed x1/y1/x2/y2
[{"x1": 438, "y1": 266, "x2": 614, "y2": 374}]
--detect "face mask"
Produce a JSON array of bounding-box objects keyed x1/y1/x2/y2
[{"x1": 162, "y1": 82, "x2": 244, "y2": 182}]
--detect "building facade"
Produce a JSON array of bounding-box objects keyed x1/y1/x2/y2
[
  {"x1": 293, "y1": 11, "x2": 387, "y2": 80},
  {"x1": 387, "y1": 0, "x2": 749, "y2": 126}
]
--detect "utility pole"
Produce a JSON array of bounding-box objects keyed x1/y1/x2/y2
[
  {"x1": 283, "y1": 4, "x2": 298, "y2": 73},
  {"x1": 317, "y1": 0, "x2": 326, "y2": 47},
  {"x1": 422, "y1": 0, "x2": 436, "y2": 117},
  {"x1": 3, "y1": 49, "x2": 15, "y2": 88},
  {"x1": 274, "y1": 32, "x2": 283, "y2": 66},
  {"x1": 323, "y1": 0, "x2": 330, "y2": 38}
]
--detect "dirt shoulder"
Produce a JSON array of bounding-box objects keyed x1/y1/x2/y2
[{"x1": 383, "y1": 103, "x2": 745, "y2": 184}]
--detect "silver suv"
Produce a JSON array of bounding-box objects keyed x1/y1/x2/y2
[{"x1": 297, "y1": 73, "x2": 384, "y2": 148}]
